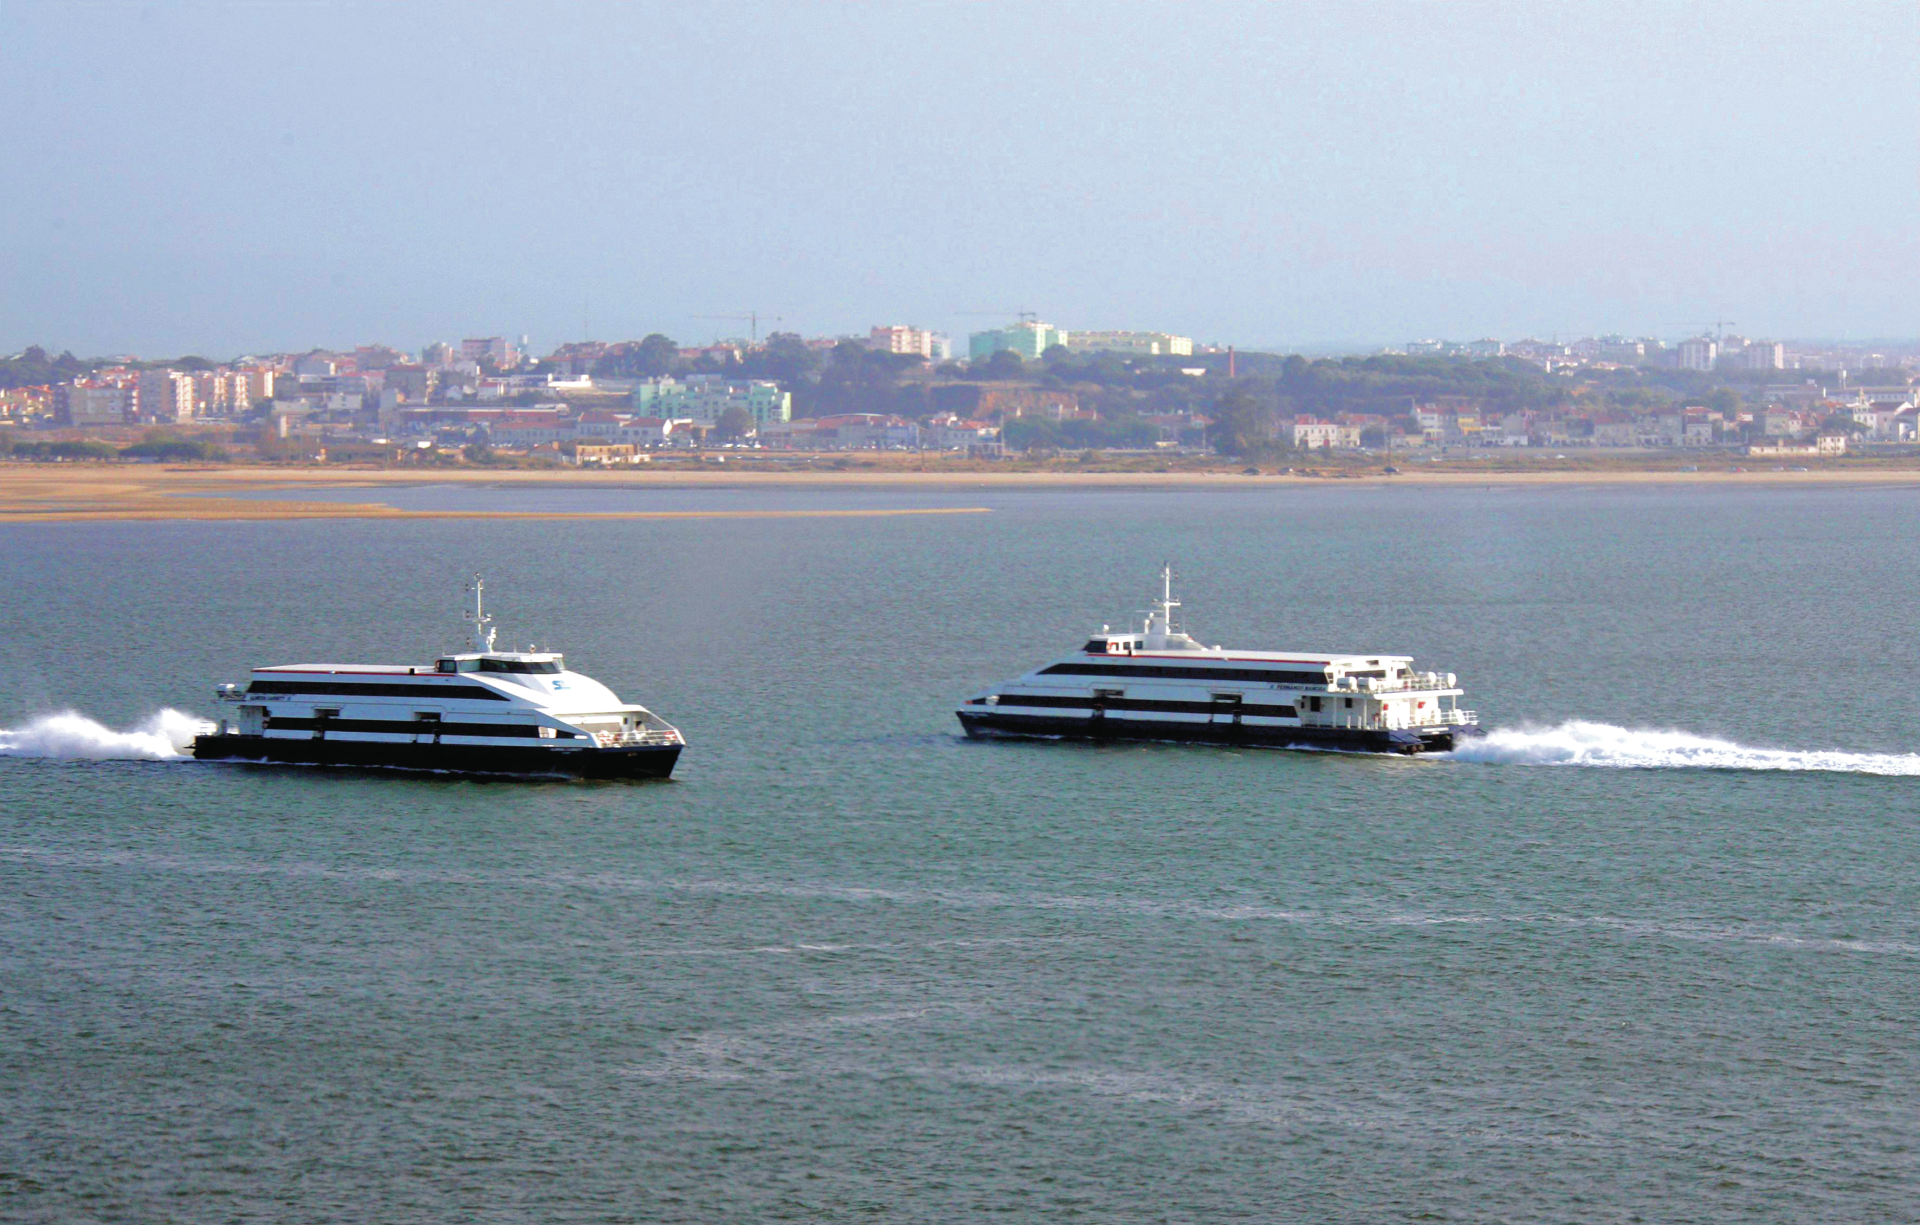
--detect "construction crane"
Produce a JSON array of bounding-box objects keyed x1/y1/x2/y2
[
  {"x1": 690, "y1": 312, "x2": 781, "y2": 344},
  {"x1": 954, "y1": 308, "x2": 1040, "y2": 324},
  {"x1": 1670, "y1": 319, "x2": 1739, "y2": 343}
]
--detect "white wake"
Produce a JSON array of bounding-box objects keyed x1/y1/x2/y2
[
  {"x1": 0, "y1": 709, "x2": 205, "y2": 761},
  {"x1": 1447, "y1": 720, "x2": 1920, "y2": 776}
]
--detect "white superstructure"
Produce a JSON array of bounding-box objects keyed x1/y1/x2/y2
[
  {"x1": 957, "y1": 568, "x2": 1478, "y2": 753},
  {"x1": 194, "y1": 577, "x2": 683, "y2": 777}
]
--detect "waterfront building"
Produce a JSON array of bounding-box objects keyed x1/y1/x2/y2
[
  {"x1": 631, "y1": 375, "x2": 790, "y2": 428},
  {"x1": 809, "y1": 413, "x2": 920, "y2": 449},
  {"x1": 923, "y1": 411, "x2": 1001, "y2": 450},
  {"x1": 485, "y1": 412, "x2": 577, "y2": 448},
  {"x1": 1292, "y1": 419, "x2": 1363, "y2": 450}
]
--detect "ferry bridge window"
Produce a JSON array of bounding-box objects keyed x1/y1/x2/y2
[{"x1": 479, "y1": 658, "x2": 563, "y2": 675}]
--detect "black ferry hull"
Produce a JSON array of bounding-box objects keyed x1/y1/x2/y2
[
  {"x1": 957, "y1": 710, "x2": 1473, "y2": 755},
  {"x1": 191, "y1": 734, "x2": 680, "y2": 778}
]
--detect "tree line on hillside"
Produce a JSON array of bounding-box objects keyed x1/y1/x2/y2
[
  {"x1": 0, "y1": 346, "x2": 90, "y2": 390},
  {"x1": 577, "y1": 336, "x2": 1857, "y2": 454},
  {"x1": 0, "y1": 430, "x2": 228, "y2": 461}
]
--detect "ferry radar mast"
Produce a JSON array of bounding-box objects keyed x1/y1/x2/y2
[
  {"x1": 463, "y1": 574, "x2": 498, "y2": 652},
  {"x1": 1144, "y1": 563, "x2": 1180, "y2": 647}
]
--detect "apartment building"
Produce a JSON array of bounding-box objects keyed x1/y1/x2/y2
[
  {"x1": 1292, "y1": 420, "x2": 1363, "y2": 450},
  {"x1": 631, "y1": 376, "x2": 790, "y2": 428},
  {"x1": 1063, "y1": 330, "x2": 1195, "y2": 358},
  {"x1": 56, "y1": 382, "x2": 134, "y2": 425},
  {"x1": 867, "y1": 326, "x2": 952, "y2": 361},
  {"x1": 136, "y1": 370, "x2": 196, "y2": 422},
  {"x1": 1677, "y1": 336, "x2": 1719, "y2": 371},
  {"x1": 460, "y1": 337, "x2": 521, "y2": 368},
  {"x1": 968, "y1": 320, "x2": 1068, "y2": 361}
]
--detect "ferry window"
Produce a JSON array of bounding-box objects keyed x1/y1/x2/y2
[
  {"x1": 1343, "y1": 697, "x2": 1353, "y2": 709},
  {"x1": 1307, "y1": 696, "x2": 1322, "y2": 713},
  {"x1": 1082, "y1": 640, "x2": 1107, "y2": 653},
  {"x1": 435, "y1": 659, "x2": 456, "y2": 673},
  {"x1": 478, "y1": 658, "x2": 563, "y2": 675}
]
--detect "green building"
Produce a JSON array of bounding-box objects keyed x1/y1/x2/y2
[
  {"x1": 968, "y1": 321, "x2": 1068, "y2": 362},
  {"x1": 632, "y1": 376, "x2": 791, "y2": 429}
]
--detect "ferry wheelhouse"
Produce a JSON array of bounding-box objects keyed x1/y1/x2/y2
[
  {"x1": 957, "y1": 569, "x2": 1479, "y2": 754},
  {"x1": 192, "y1": 578, "x2": 684, "y2": 778}
]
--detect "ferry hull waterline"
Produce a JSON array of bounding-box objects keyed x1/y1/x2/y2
[
  {"x1": 191, "y1": 576, "x2": 686, "y2": 780},
  {"x1": 191, "y1": 735, "x2": 681, "y2": 778},
  {"x1": 958, "y1": 568, "x2": 1481, "y2": 756},
  {"x1": 955, "y1": 710, "x2": 1464, "y2": 754}
]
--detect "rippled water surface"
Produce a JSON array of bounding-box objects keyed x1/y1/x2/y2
[{"x1": 3, "y1": 483, "x2": 1918, "y2": 1223}]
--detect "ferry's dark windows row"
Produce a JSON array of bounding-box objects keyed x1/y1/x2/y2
[
  {"x1": 264, "y1": 715, "x2": 561, "y2": 738},
  {"x1": 433, "y1": 658, "x2": 564, "y2": 675},
  {"x1": 479, "y1": 659, "x2": 563, "y2": 675},
  {"x1": 1001, "y1": 693, "x2": 1297, "y2": 718},
  {"x1": 247, "y1": 680, "x2": 510, "y2": 701},
  {"x1": 1039, "y1": 662, "x2": 1329, "y2": 686}
]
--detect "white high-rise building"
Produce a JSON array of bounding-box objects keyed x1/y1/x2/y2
[
  {"x1": 1677, "y1": 336, "x2": 1719, "y2": 371},
  {"x1": 867, "y1": 325, "x2": 951, "y2": 361},
  {"x1": 1743, "y1": 341, "x2": 1785, "y2": 371}
]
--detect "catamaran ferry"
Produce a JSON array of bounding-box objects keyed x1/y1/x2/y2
[
  {"x1": 192, "y1": 578, "x2": 684, "y2": 778},
  {"x1": 957, "y1": 569, "x2": 1479, "y2": 754}
]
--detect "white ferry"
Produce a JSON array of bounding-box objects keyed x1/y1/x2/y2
[
  {"x1": 957, "y1": 569, "x2": 1479, "y2": 754},
  {"x1": 192, "y1": 579, "x2": 684, "y2": 778}
]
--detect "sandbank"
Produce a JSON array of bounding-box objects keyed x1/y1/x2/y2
[{"x1": 2, "y1": 461, "x2": 1918, "y2": 522}]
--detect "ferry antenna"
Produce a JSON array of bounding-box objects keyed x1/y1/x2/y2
[{"x1": 462, "y1": 573, "x2": 497, "y2": 652}]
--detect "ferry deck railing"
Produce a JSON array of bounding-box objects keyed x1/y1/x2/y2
[
  {"x1": 1317, "y1": 708, "x2": 1478, "y2": 730},
  {"x1": 1340, "y1": 672, "x2": 1461, "y2": 694},
  {"x1": 591, "y1": 727, "x2": 683, "y2": 748}
]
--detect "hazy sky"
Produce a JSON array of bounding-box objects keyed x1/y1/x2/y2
[{"x1": 2, "y1": 0, "x2": 1914, "y2": 357}]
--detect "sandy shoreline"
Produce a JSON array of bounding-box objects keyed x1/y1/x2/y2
[{"x1": 3, "y1": 461, "x2": 1919, "y2": 521}]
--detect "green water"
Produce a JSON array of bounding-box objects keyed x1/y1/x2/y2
[{"x1": 2, "y1": 485, "x2": 1917, "y2": 1222}]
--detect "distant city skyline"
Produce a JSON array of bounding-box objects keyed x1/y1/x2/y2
[{"x1": 2, "y1": 0, "x2": 1914, "y2": 356}]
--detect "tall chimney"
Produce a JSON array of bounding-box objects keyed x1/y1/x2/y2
[{"x1": 1228, "y1": 346, "x2": 1236, "y2": 379}]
